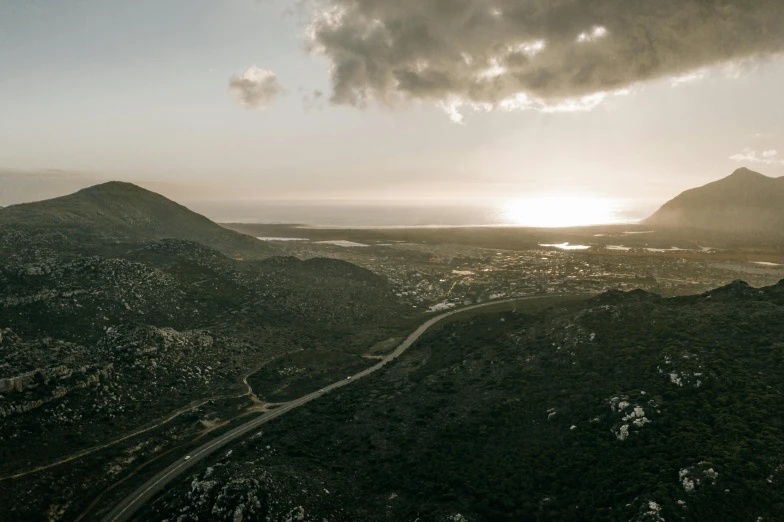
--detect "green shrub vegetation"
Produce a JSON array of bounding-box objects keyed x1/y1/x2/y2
[{"x1": 150, "y1": 281, "x2": 784, "y2": 521}]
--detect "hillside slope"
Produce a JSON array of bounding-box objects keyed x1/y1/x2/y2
[
  {"x1": 644, "y1": 168, "x2": 784, "y2": 235},
  {"x1": 0, "y1": 238, "x2": 407, "y2": 486},
  {"x1": 0, "y1": 184, "x2": 412, "y2": 521},
  {"x1": 139, "y1": 282, "x2": 784, "y2": 522},
  {"x1": 0, "y1": 182, "x2": 276, "y2": 258}
]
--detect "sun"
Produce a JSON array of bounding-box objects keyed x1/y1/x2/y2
[{"x1": 501, "y1": 195, "x2": 623, "y2": 227}]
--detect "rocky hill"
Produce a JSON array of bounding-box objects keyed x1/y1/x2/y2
[
  {"x1": 0, "y1": 182, "x2": 276, "y2": 258},
  {"x1": 644, "y1": 168, "x2": 784, "y2": 236},
  {"x1": 0, "y1": 235, "x2": 408, "y2": 473},
  {"x1": 136, "y1": 281, "x2": 784, "y2": 522},
  {"x1": 0, "y1": 180, "x2": 413, "y2": 522}
]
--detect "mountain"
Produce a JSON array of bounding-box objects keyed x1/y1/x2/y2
[
  {"x1": 644, "y1": 168, "x2": 784, "y2": 235},
  {"x1": 0, "y1": 181, "x2": 275, "y2": 258},
  {"x1": 0, "y1": 180, "x2": 411, "y2": 521}
]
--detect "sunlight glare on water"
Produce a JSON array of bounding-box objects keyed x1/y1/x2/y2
[{"x1": 500, "y1": 195, "x2": 629, "y2": 227}]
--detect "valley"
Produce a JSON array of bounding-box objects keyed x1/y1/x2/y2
[
  {"x1": 225, "y1": 222, "x2": 784, "y2": 305},
  {"x1": 5, "y1": 2, "x2": 784, "y2": 518},
  {"x1": 1, "y1": 176, "x2": 783, "y2": 521}
]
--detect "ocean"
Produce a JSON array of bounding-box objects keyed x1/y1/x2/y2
[{"x1": 187, "y1": 199, "x2": 653, "y2": 228}]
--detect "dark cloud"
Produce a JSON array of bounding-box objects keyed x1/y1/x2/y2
[
  {"x1": 228, "y1": 66, "x2": 284, "y2": 109},
  {"x1": 306, "y1": 0, "x2": 784, "y2": 118}
]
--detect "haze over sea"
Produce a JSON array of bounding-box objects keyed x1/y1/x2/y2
[{"x1": 189, "y1": 199, "x2": 654, "y2": 228}]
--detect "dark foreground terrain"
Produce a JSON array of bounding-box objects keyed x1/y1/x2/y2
[
  {"x1": 0, "y1": 184, "x2": 413, "y2": 521},
  {"x1": 139, "y1": 281, "x2": 784, "y2": 522},
  {"x1": 2, "y1": 181, "x2": 784, "y2": 522}
]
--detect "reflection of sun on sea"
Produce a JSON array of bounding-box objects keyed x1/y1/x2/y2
[{"x1": 501, "y1": 195, "x2": 623, "y2": 228}]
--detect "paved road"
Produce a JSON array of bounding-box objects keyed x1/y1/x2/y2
[
  {"x1": 100, "y1": 294, "x2": 587, "y2": 522},
  {"x1": 0, "y1": 362, "x2": 276, "y2": 482}
]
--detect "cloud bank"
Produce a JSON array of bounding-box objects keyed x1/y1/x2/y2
[
  {"x1": 229, "y1": 66, "x2": 284, "y2": 109},
  {"x1": 306, "y1": 0, "x2": 784, "y2": 120},
  {"x1": 730, "y1": 148, "x2": 784, "y2": 166}
]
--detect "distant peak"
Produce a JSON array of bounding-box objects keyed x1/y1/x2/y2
[
  {"x1": 79, "y1": 181, "x2": 149, "y2": 193},
  {"x1": 73, "y1": 182, "x2": 165, "y2": 201},
  {"x1": 727, "y1": 167, "x2": 766, "y2": 179}
]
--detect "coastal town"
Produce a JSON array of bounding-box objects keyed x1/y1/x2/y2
[{"x1": 251, "y1": 236, "x2": 784, "y2": 310}]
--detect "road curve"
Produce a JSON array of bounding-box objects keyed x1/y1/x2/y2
[
  {"x1": 0, "y1": 362, "x2": 278, "y2": 482},
  {"x1": 100, "y1": 294, "x2": 588, "y2": 522}
]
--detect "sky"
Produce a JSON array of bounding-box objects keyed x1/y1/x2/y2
[{"x1": 1, "y1": 0, "x2": 784, "y2": 222}]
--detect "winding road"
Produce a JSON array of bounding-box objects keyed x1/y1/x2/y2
[
  {"x1": 0, "y1": 362, "x2": 273, "y2": 482},
  {"x1": 100, "y1": 294, "x2": 587, "y2": 522}
]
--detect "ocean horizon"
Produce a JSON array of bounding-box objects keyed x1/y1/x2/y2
[{"x1": 188, "y1": 200, "x2": 654, "y2": 228}]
